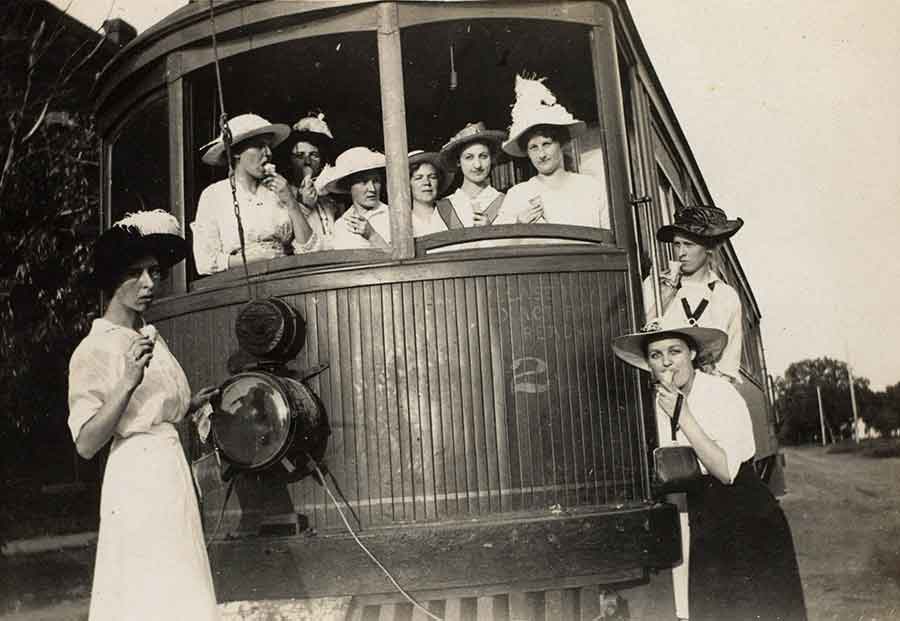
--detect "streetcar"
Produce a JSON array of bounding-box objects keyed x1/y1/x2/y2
[{"x1": 94, "y1": 1, "x2": 779, "y2": 618}]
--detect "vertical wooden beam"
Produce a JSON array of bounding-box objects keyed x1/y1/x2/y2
[
  {"x1": 376, "y1": 1, "x2": 414, "y2": 260},
  {"x1": 167, "y1": 52, "x2": 187, "y2": 294},
  {"x1": 589, "y1": 6, "x2": 634, "y2": 257}
]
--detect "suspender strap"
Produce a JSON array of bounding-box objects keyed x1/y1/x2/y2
[
  {"x1": 670, "y1": 393, "x2": 684, "y2": 441},
  {"x1": 482, "y1": 193, "x2": 505, "y2": 224},
  {"x1": 681, "y1": 297, "x2": 710, "y2": 325},
  {"x1": 435, "y1": 198, "x2": 465, "y2": 230}
]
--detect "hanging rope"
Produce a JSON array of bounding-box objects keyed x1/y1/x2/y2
[{"x1": 207, "y1": 0, "x2": 253, "y2": 301}]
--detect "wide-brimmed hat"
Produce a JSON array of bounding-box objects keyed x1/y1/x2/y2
[
  {"x1": 200, "y1": 114, "x2": 290, "y2": 166},
  {"x1": 612, "y1": 320, "x2": 728, "y2": 373},
  {"x1": 288, "y1": 112, "x2": 335, "y2": 155},
  {"x1": 320, "y1": 146, "x2": 386, "y2": 195},
  {"x1": 502, "y1": 74, "x2": 586, "y2": 158},
  {"x1": 440, "y1": 122, "x2": 507, "y2": 161},
  {"x1": 657, "y1": 205, "x2": 744, "y2": 244},
  {"x1": 408, "y1": 150, "x2": 453, "y2": 195},
  {"x1": 93, "y1": 210, "x2": 187, "y2": 291}
]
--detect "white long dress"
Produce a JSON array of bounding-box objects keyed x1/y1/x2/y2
[{"x1": 68, "y1": 319, "x2": 219, "y2": 621}]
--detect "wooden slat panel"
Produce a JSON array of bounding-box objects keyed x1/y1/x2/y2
[
  {"x1": 394, "y1": 283, "x2": 415, "y2": 521},
  {"x1": 324, "y1": 289, "x2": 343, "y2": 529},
  {"x1": 464, "y1": 278, "x2": 490, "y2": 513},
  {"x1": 565, "y1": 273, "x2": 588, "y2": 507},
  {"x1": 495, "y1": 275, "x2": 520, "y2": 512},
  {"x1": 432, "y1": 280, "x2": 456, "y2": 516},
  {"x1": 423, "y1": 281, "x2": 447, "y2": 518},
  {"x1": 486, "y1": 275, "x2": 511, "y2": 512},
  {"x1": 506, "y1": 275, "x2": 533, "y2": 508},
  {"x1": 578, "y1": 273, "x2": 601, "y2": 506},
  {"x1": 412, "y1": 281, "x2": 436, "y2": 520},
  {"x1": 475, "y1": 277, "x2": 500, "y2": 512},
  {"x1": 360, "y1": 286, "x2": 383, "y2": 523},
  {"x1": 453, "y1": 278, "x2": 479, "y2": 513},
  {"x1": 443, "y1": 279, "x2": 469, "y2": 514},
  {"x1": 403, "y1": 281, "x2": 426, "y2": 521},
  {"x1": 344, "y1": 288, "x2": 368, "y2": 523},
  {"x1": 380, "y1": 285, "x2": 403, "y2": 522},
  {"x1": 366, "y1": 286, "x2": 391, "y2": 523}
]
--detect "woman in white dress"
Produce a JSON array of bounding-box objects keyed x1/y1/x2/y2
[
  {"x1": 68, "y1": 210, "x2": 220, "y2": 620},
  {"x1": 191, "y1": 114, "x2": 314, "y2": 274},
  {"x1": 408, "y1": 150, "x2": 453, "y2": 237}
]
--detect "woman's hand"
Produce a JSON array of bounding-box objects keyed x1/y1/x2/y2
[
  {"x1": 189, "y1": 385, "x2": 220, "y2": 415},
  {"x1": 123, "y1": 336, "x2": 154, "y2": 389},
  {"x1": 472, "y1": 211, "x2": 490, "y2": 227},
  {"x1": 344, "y1": 211, "x2": 374, "y2": 239},
  {"x1": 655, "y1": 378, "x2": 682, "y2": 419},
  {"x1": 516, "y1": 197, "x2": 545, "y2": 224},
  {"x1": 299, "y1": 174, "x2": 318, "y2": 209},
  {"x1": 263, "y1": 172, "x2": 294, "y2": 205}
]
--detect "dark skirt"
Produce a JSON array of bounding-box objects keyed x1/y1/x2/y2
[{"x1": 688, "y1": 461, "x2": 807, "y2": 621}]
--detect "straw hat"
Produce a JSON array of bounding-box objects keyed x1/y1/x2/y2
[
  {"x1": 93, "y1": 210, "x2": 187, "y2": 290},
  {"x1": 440, "y1": 122, "x2": 507, "y2": 161},
  {"x1": 408, "y1": 150, "x2": 453, "y2": 195},
  {"x1": 320, "y1": 146, "x2": 386, "y2": 195},
  {"x1": 200, "y1": 114, "x2": 290, "y2": 166},
  {"x1": 612, "y1": 320, "x2": 728, "y2": 373},
  {"x1": 501, "y1": 74, "x2": 586, "y2": 158},
  {"x1": 657, "y1": 205, "x2": 744, "y2": 244}
]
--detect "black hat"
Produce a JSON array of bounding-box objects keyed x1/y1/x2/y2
[
  {"x1": 93, "y1": 210, "x2": 187, "y2": 290},
  {"x1": 657, "y1": 205, "x2": 744, "y2": 244}
]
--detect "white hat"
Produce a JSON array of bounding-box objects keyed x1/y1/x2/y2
[
  {"x1": 320, "y1": 146, "x2": 386, "y2": 195},
  {"x1": 200, "y1": 114, "x2": 290, "y2": 166},
  {"x1": 612, "y1": 319, "x2": 728, "y2": 373},
  {"x1": 292, "y1": 113, "x2": 334, "y2": 140},
  {"x1": 501, "y1": 74, "x2": 586, "y2": 158}
]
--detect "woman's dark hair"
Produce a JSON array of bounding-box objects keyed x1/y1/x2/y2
[
  {"x1": 642, "y1": 332, "x2": 700, "y2": 363},
  {"x1": 517, "y1": 124, "x2": 569, "y2": 153},
  {"x1": 453, "y1": 138, "x2": 497, "y2": 163},
  {"x1": 409, "y1": 160, "x2": 445, "y2": 191}
]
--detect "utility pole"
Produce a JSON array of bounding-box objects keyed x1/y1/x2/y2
[
  {"x1": 817, "y1": 385, "x2": 827, "y2": 446},
  {"x1": 848, "y1": 364, "x2": 860, "y2": 444}
]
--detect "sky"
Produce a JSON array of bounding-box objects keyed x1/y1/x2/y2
[{"x1": 55, "y1": 0, "x2": 900, "y2": 389}]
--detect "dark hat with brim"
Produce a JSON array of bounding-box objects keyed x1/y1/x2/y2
[
  {"x1": 657, "y1": 205, "x2": 743, "y2": 244},
  {"x1": 408, "y1": 150, "x2": 454, "y2": 196},
  {"x1": 612, "y1": 322, "x2": 728, "y2": 373},
  {"x1": 93, "y1": 210, "x2": 187, "y2": 290},
  {"x1": 440, "y1": 122, "x2": 507, "y2": 161}
]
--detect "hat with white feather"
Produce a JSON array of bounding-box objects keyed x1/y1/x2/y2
[
  {"x1": 93, "y1": 210, "x2": 187, "y2": 290},
  {"x1": 501, "y1": 74, "x2": 587, "y2": 158}
]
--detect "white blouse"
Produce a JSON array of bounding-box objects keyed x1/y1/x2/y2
[
  {"x1": 412, "y1": 205, "x2": 448, "y2": 237},
  {"x1": 332, "y1": 202, "x2": 392, "y2": 250},
  {"x1": 446, "y1": 185, "x2": 503, "y2": 226},
  {"x1": 68, "y1": 319, "x2": 192, "y2": 442},
  {"x1": 495, "y1": 172, "x2": 610, "y2": 228},
  {"x1": 659, "y1": 371, "x2": 756, "y2": 483},
  {"x1": 191, "y1": 178, "x2": 303, "y2": 274}
]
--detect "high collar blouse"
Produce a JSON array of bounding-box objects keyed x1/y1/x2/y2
[
  {"x1": 447, "y1": 185, "x2": 503, "y2": 227},
  {"x1": 191, "y1": 178, "x2": 295, "y2": 274},
  {"x1": 67, "y1": 319, "x2": 192, "y2": 442}
]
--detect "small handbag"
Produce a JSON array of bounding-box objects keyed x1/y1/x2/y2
[{"x1": 652, "y1": 393, "x2": 702, "y2": 496}]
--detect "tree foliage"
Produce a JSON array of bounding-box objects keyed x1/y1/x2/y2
[
  {"x1": 775, "y1": 357, "x2": 898, "y2": 444},
  {"x1": 0, "y1": 2, "x2": 113, "y2": 485}
]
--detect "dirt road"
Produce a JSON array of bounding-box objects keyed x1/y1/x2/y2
[
  {"x1": 780, "y1": 446, "x2": 900, "y2": 621},
  {"x1": 2, "y1": 446, "x2": 899, "y2": 620}
]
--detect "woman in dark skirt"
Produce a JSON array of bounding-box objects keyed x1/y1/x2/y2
[{"x1": 613, "y1": 323, "x2": 807, "y2": 621}]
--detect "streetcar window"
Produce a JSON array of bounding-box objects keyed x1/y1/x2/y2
[
  {"x1": 400, "y1": 19, "x2": 611, "y2": 247},
  {"x1": 109, "y1": 95, "x2": 174, "y2": 294},
  {"x1": 185, "y1": 32, "x2": 385, "y2": 280}
]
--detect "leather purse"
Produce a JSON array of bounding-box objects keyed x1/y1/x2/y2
[{"x1": 652, "y1": 393, "x2": 701, "y2": 496}]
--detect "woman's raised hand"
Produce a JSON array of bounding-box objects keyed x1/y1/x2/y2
[
  {"x1": 189, "y1": 385, "x2": 220, "y2": 415},
  {"x1": 123, "y1": 336, "x2": 154, "y2": 388},
  {"x1": 299, "y1": 173, "x2": 318, "y2": 209},
  {"x1": 263, "y1": 172, "x2": 294, "y2": 204},
  {"x1": 654, "y1": 376, "x2": 681, "y2": 419}
]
